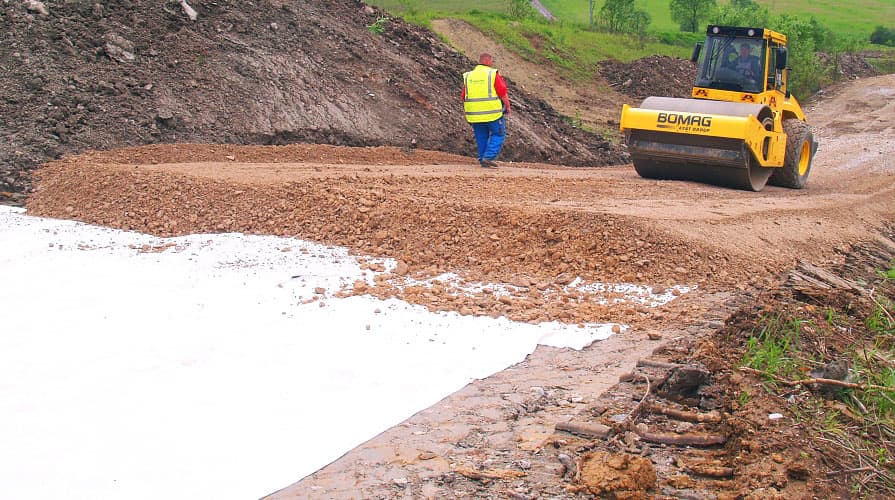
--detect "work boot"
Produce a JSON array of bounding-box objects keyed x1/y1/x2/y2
[{"x1": 480, "y1": 159, "x2": 499, "y2": 169}]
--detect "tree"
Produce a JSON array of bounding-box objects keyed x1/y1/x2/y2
[
  {"x1": 712, "y1": 0, "x2": 769, "y2": 28},
  {"x1": 670, "y1": 0, "x2": 717, "y2": 32},
  {"x1": 599, "y1": 0, "x2": 651, "y2": 35}
]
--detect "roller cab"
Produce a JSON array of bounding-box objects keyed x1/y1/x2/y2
[{"x1": 619, "y1": 26, "x2": 817, "y2": 191}]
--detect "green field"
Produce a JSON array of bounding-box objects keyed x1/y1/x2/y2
[
  {"x1": 543, "y1": 0, "x2": 895, "y2": 37},
  {"x1": 541, "y1": 0, "x2": 677, "y2": 31},
  {"x1": 371, "y1": 0, "x2": 894, "y2": 39}
]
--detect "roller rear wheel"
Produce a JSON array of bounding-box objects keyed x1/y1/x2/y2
[{"x1": 770, "y1": 119, "x2": 815, "y2": 189}]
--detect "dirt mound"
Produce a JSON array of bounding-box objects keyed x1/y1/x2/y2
[
  {"x1": 599, "y1": 55, "x2": 696, "y2": 101},
  {"x1": 0, "y1": 0, "x2": 623, "y2": 204},
  {"x1": 818, "y1": 51, "x2": 879, "y2": 80}
]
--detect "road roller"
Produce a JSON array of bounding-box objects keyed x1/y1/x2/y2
[{"x1": 619, "y1": 26, "x2": 818, "y2": 191}]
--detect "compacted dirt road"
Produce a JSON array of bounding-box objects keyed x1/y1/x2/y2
[
  {"x1": 29, "y1": 75, "x2": 895, "y2": 295},
  {"x1": 25, "y1": 75, "x2": 895, "y2": 497}
]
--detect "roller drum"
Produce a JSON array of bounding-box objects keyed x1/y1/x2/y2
[{"x1": 627, "y1": 97, "x2": 775, "y2": 191}]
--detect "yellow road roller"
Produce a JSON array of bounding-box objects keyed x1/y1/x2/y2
[{"x1": 619, "y1": 26, "x2": 818, "y2": 191}]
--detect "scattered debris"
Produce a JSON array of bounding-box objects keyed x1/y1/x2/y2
[
  {"x1": 453, "y1": 465, "x2": 527, "y2": 481},
  {"x1": 178, "y1": 0, "x2": 198, "y2": 21}
]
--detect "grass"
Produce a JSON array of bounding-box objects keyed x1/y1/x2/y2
[
  {"x1": 764, "y1": 0, "x2": 895, "y2": 39},
  {"x1": 742, "y1": 314, "x2": 805, "y2": 379},
  {"x1": 367, "y1": 2, "x2": 690, "y2": 80},
  {"x1": 540, "y1": 0, "x2": 679, "y2": 31},
  {"x1": 736, "y1": 261, "x2": 895, "y2": 495},
  {"x1": 372, "y1": 0, "x2": 893, "y2": 42},
  {"x1": 736, "y1": 389, "x2": 752, "y2": 407},
  {"x1": 457, "y1": 12, "x2": 687, "y2": 71},
  {"x1": 368, "y1": 16, "x2": 390, "y2": 35},
  {"x1": 540, "y1": 0, "x2": 893, "y2": 40}
]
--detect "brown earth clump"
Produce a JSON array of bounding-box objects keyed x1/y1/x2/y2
[
  {"x1": 1, "y1": 0, "x2": 624, "y2": 204},
  {"x1": 577, "y1": 452, "x2": 656, "y2": 498}
]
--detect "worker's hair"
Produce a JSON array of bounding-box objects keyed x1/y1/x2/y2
[{"x1": 479, "y1": 53, "x2": 493, "y2": 65}]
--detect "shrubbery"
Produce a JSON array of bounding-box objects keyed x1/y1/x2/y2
[{"x1": 870, "y1": 26, "x2": 895, "y2": 46}]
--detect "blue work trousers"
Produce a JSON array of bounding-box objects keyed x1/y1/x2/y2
[{"x1": 471, "y1": 116, "x2": 506, "y2": 161}]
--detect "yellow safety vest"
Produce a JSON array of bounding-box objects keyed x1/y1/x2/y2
[{"x1": 463, "y1": 65, "x2": 504, "y2": 123}]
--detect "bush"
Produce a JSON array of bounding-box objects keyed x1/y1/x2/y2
[
  {"x1": 870, "y1": 26, "x2": 895, "y2": 47},
  {"x1": 771, "y1": 15, "x2": 827, "y2": 96}
]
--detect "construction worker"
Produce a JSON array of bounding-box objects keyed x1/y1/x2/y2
[
  {"x1": 462, "y1": 53, "x2": 511, "y2": 168},
  {"x1": 733, "y1": 43, "x2": 761, "y2": 81}
]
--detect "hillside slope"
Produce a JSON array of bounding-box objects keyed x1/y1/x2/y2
[{"x1": 0, "y1": 0, "x2": 623, "y2": 203}]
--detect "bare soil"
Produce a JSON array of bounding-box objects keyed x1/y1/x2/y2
[{"x1": 0, "y1": 0, "x2": 623, "y2": 204}]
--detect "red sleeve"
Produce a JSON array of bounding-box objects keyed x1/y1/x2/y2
[
  {"x1": 461, "y1": 86, "x2": 466, "y2": 101},
  {"x1": 493, "y1": 72, "x2": 508, "y2": 98}
]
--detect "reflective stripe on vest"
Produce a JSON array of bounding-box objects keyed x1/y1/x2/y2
[{"x1": 463, "y1": 65, "x2": 503, "y2": 123}]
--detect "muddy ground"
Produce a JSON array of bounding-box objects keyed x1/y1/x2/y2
[
  {"x1": 25, "y1": 71, "x2": 895, "y2": 497},
  {"x1": 0, "y1": 0, "x2": 624, "y2": 203}
]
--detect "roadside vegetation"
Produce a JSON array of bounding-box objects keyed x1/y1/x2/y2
[
  {"x1": 736, "y1": 261, "x2": 895, "y2": 495},
  {"x1": 370, "y1": 0, "x2": 895, "y2": 97}
]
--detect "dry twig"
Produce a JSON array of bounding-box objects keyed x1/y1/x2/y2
[
  {"x1": 647, "y1": 402, "x2": 722, "y2": 423},
  {"x1": 826, "y1": 466, "x2": 875, "y2": 477},
  {"x1": 634, "y1": 429, "x2": 727, "y2": 446},
  {"x1": 636, "y1": 359, "x2": 682, "y2": 370},
  {"x1": 628, "y1": 373, "x2": 651, "y2": 422},
  {"x1": 739, "y1": 366, "x2": 895, "y2": 392}
]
